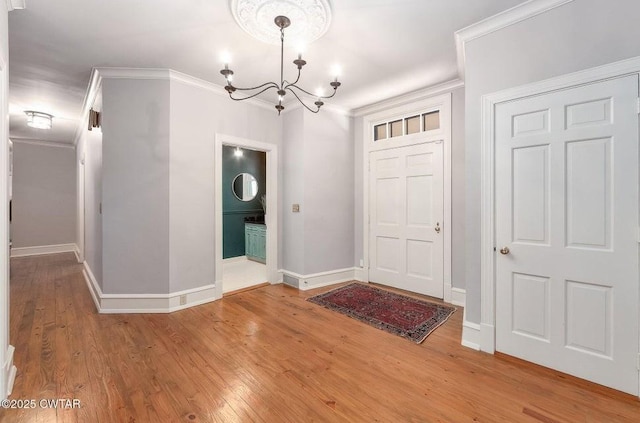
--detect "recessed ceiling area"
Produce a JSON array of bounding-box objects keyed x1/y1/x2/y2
[{"x1": 7, "y1": 0, "x2": 525, "y2": 145}]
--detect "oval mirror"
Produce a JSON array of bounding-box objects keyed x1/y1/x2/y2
[{"x1": 232, "y1": 173, "x2": 258, "y2": 201}]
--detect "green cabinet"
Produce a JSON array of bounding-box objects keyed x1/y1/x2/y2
[{"x1": 245, "y1": 223, "x2": 266, "y2": 263}]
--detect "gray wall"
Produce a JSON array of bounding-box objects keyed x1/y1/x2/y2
[
  {"x1": 450, "y1": 87, "x2": 465, "y2": 291},
  {"x1": 102, "y1": 78, "x2": 171, "y2": 295},
  {"x1": 281, "y1": 107, "x2": 354, "y2": 275},
  {"x1": 353, "y1": 86, "x2": 466, "y2": 289},
  {"x1": 86, "y1": 76, "x2": 284, "y2": 296},
  {"x1": 303, "y1": 109, "x2": 354, "y2": 274},
  {"x1": 168, "y1": 80, "x2": 282, "y2": 293},
  {"x1": 11, "y1": 141, "x2": 76, "y2": 248},
  {"x1": 463, "y1": 0, "x2": 640, "y2": 323},
  {"x1": 282, "y1": 108, "x2": 305, "y2": 274}
]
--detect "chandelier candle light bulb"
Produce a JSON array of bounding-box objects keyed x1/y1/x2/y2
[
  {"x1": 219, "y1": 15, "x2": 341, "y2": 115},
  {"x1": 314, "y1": 87, "x2": 325, "y2": 107}
]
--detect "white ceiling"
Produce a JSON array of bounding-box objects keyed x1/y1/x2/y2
[{"x1": 7, "y1": 0, "x2": 524, "y2": 145}]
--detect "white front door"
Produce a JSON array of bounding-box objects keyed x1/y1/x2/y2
[
  {"x1": 369, "y1": 142, "x2": 444, "y2": 298},
  {"x1": 495, "y1": 75, "x2": 639, "y2": 395}
]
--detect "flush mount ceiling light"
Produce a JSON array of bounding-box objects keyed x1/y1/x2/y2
[
  {"x1": 25, "y1": 111, "x2": 53, "y2": 130},
  {"x1": 223, "y1": 0, "x2": 340, "y2": 114}
]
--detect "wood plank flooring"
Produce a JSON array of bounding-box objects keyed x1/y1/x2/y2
[{"x1": 2, "y1": 253, "x2": 639, "y2": 422}]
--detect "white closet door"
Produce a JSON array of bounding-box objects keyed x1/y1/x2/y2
[{"x1": 495, "y1": 75, "x2": 639, "y2": 395}]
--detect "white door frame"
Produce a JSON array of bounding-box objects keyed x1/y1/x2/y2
[
  {"x1": 362, "y1": 92, "x2": 453, "y2": 302},
  {"x1": 214, "y1": 133, "x2": 279, "y2": 299},
  {"x1": 77, "y1": 148, "x2": 85, "y2": 263},
  {"x1": 480, "y1": 55, "x2": 640, "y2": 376},
  {"x1": 0, "y1": 54, "x2": 16, "y2": 399}
]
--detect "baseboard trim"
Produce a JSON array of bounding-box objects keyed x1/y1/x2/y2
[
  {"x1": 82, "y1": 261, "x2": 102, "y2": 312},
  {"x1": 461, "y1": 315, "x2": 495, "y2": 353},
  {"x1": 480, "y1": 323, "x2": 496, "y2": 353},
  {"x1": 82, "y1": 261, "x2": 218, "y2": 313},
  {"x1": 11, "y1": 243, "x2": 78, "y2": 257},
  {"x1": 3, "y1": 345, "x2": 16, "y2": 398},
  {"x1": 279, "y1": 267, "x2": 358, "y2": 291},
  {"x1": 461, "y1": 308, "x2": 481, "y2": 351},
  {"x1": 354, "y1": 267, "x2": 366, "y2": 282},
  {"x1": 73, "y1": 245, "x2": 81, "y2": 263},
  {"x1": 451, "y1": 287, "x2": 466, "y2": 307}
]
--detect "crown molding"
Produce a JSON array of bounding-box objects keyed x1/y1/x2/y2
[
  {"x1": 10, "y1": 137, "x2": 75, "y2": 149},
  {"x1": 96, "y1": 68, "x2": 274, "y2": 112},
  {"x1": 6, "y1": 0, "x2": 26, "y2": 12},
  {"x1": 281, "y1": 99, "x2": 353, "y2": 117},
  {"x1": 455, "y1": 0, "x2": 574, "y2": 79},
  {"x1": 95, "y1": 67, "x2": 171, "y2": 80},
  {"x1": 73, "y1": 67, "x2": 277, "y2": 144},
  {"x1": 167, "y1": 69, "x2": 275, "y2": 112},
  {"x1": 353, "y1": 78, "x2": 464, "y2": 118},
  {"x1": 72, "y1": 67, "x2": 103, "y2": 146}
]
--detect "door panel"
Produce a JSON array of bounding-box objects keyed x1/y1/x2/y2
[
  {"x1": 495, "y1": 75, "x2": 639, "y2": 395},
  {"x1": 511, "y1": 272, "x2": 550, "y2": 341},
  {"x1": 565, "y1": 138, "x2": 611, "y2": 250},
  {"x1": 512, "y1": 145, "x2": 549, "y2": 244},
  {"x1": 369, "y1": 142, "x2": 443, "y2": 298}
]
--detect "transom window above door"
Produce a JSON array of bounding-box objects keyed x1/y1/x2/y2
[{"x1": 373, "y1": 110, "x2": 440, "y2": 141}]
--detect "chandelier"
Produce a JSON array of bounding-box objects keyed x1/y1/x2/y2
[{"x1": 220, "y1": 15, "x2": 341, "y2": 115}]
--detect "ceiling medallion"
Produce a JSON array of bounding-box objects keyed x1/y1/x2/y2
[{"x1": 230, "y1": 0, "x2": 333, "y2": 45}]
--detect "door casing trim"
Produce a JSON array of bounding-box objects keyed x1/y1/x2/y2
[
  {"x1": 214, "y1": 134, "x2": 279, "y2": 299},
  {"x1": 362, "y1": 93, "x2": 452, "y2": 303}
]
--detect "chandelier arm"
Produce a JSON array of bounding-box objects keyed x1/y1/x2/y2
[
  {"x1": 287, "y1": 83, "x2": 338, "y2": 99},
  {"x1": 283, "y1": 68, "x2": 302, "y2": 88},
  {"x1": 229, "y1": 85, "x2": 279, "y2": 101},
  {"x1": 230, "y1": 81, "x2": 280, "y2": 92},
  {"x1": 285, "y1": 87, "x2": 320, "y2": 113}
]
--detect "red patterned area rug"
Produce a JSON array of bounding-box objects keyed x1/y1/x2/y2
[{"x1": 307, "y1": 283, "x2": 456, "y2": 344}]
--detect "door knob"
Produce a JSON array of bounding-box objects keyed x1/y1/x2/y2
[
  {"x1": 499, "y1": 247, "x2": 510, "y2": 255},
  {"x1": 435, "y1": 222, "x2": 441, "y2": 233}
]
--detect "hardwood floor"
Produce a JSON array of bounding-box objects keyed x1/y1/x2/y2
[{"x1": 2, "y1": 253, "x2": 639, "y2": 422}]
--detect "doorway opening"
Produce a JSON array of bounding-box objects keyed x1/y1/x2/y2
[
  {"x1": 362, "y1": 93, "x2": 453, "y2": 303},
  {"x1": 221, "y1": 145, "x2": 267, "y2": 294},
  {"x1": 214, "y1": 134, "x2": 279, "y2": 298}
]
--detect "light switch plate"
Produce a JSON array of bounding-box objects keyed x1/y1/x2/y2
[{"x1": 292, "y1": 204, "x2": 300, "y2": 212}]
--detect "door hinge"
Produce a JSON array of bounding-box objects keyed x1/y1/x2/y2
[{"x1": 636, "y1": 97, "x2": 640, "y2": 114}]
